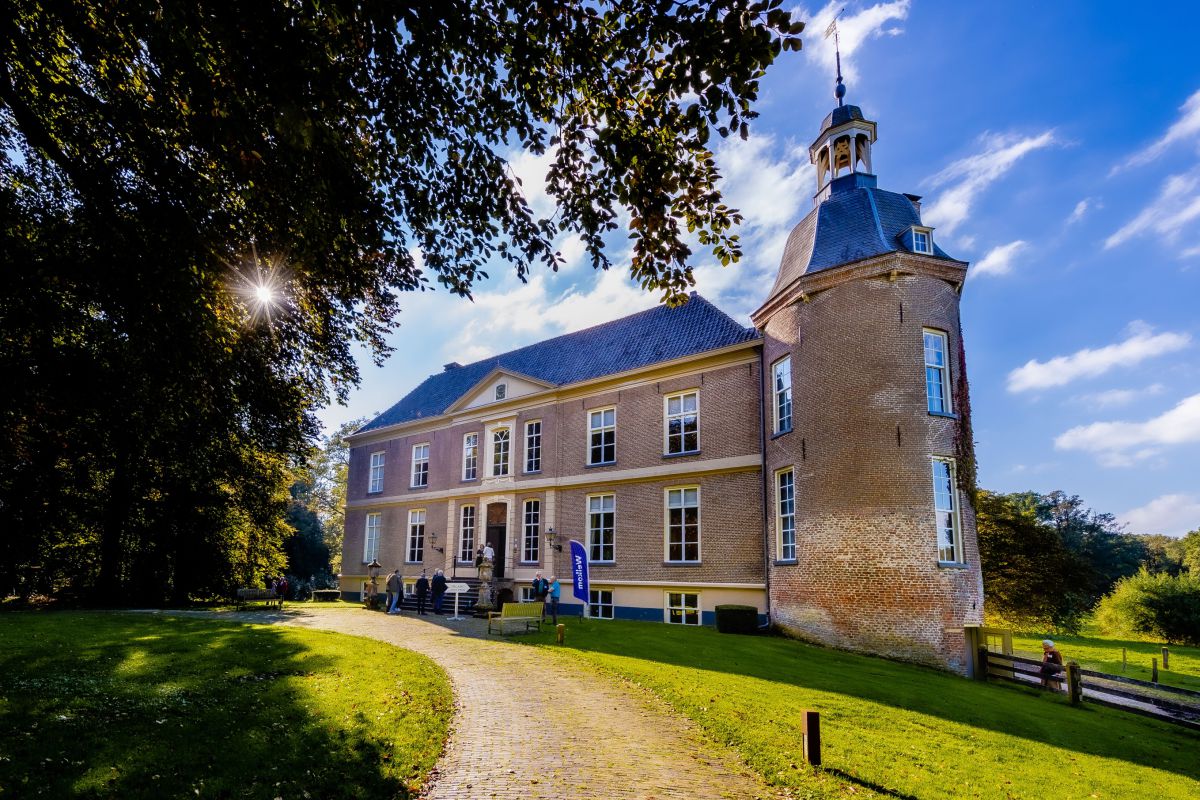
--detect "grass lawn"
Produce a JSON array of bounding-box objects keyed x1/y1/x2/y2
[
  {"x1": 0, "y1": 611, "x2": 451, "y2": 799},
  {"x1": 520, "y1": 619, "x2": 1200, "y2": 799},
  {"x1": 1010, "y1": 626, "x2": 1200, "y2": 693}
]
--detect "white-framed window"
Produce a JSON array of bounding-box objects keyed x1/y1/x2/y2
[
  {"x1": 665, "y1": 487, "x2": 700, "y2": 563},
  {"x1": 587, "y1": 407, "x2": 616, "y2": 465},
  {"x1": 519, "y1": 586, "x2": 538, "y2": 603},
  {"x1": 665, "y1": 591, "x2": 700, "y2": 625},
  {"x1": 525, "y1": 421, "x2": 542, "y2": 472},
  {"x1": 923, "y1": 329, "x2": 952, "y2": 415},
  {"x1": 932, "y1": 457, "x2": 961, "y2": 564},
  {"x1": 363, "y1": 512, "x2": 381, "y2": 562},
  {"x1": 589, "y1": 588, "x2": 614, "y2": 619},
  {"x1": 522, "y1": 499, "x2": 541, "y2": 563},
  {"x1": 912, "y1": 227, "x2": 933, "y2": 254},
  {"x1": 772, "y1": 357, "x2": 792, "y2": 434},
  {"x1": 492, "y1": 428, "x2": 510, "y2": 476},
  {"x1": 458, "y1": 505, "x2": 476, "y2": 563},
  {"x1": 664, "y1": 391, "x2": 699, "y2": 455},
  {"x1": 410, "y1": 443, "x2": 429, "y2": 488},
  {"x1": 407, "y1": 509, "x2": 426, "y2": 563},
  {"x1": 776, "y1": 468, "x2": 796, "y2": 561},
  {"x1": 587, "y1": 493, "x2": 615, "y2": 562},
  {"x1": 495, "y1": 383, "x2": 507, "y2": 400},
  {"x1": 462, "y1": 433, "x2": 478, "y2": 481},
  {"x1": 369, "y1": 451, "x2": 385, "y2": 493}
]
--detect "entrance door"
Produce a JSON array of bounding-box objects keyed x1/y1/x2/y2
[{"x1": 486, "y1": 502, "x2": 507, "y2": 579}]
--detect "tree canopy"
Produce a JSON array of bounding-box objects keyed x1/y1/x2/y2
[{"x1": 0, "y1": 1, "x2": 803, "y2": 602}]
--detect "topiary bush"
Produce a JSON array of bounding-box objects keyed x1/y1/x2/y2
[
  {"x1": 1095, "y1": 569, "x2": 1200, "y2": 645},
  {"x1": 715, "y1": 604, "x2": 759, "y2": 634}
]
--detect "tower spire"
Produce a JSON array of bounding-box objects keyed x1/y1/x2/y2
[{"x1": 824, "y1": 8, "x2": 847, "y2": 106}]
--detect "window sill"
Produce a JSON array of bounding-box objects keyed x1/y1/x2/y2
[
  {"x1": 770, "y1": 428, "x2": 793, "y2": 441},
  {"x1": 366, "y1": 490, "x2": 383, "y2": 496},
  {"x1": 409, "y1": 484, "x2": 429, "y2": 490},
  {"x1": 585, "y1": 461, "x2": 616, "y2": 469},
  {"x1": 663, "y1": 561, "x2": 701, "y2": 566},
  {"x1": 523, "y1": 469, "x2": 542, "y2": 475},
  {"x1": 518, "y1": 560, "x2": 540, "y2": 565},
  {"x1": 662, "y1": 450, "x2": 701, "y2": 459},
  {"x1": 937, "y1": 561, "x2": 969, "y2": 569},
  {"x1": 774, "y1": 559, "x2": 798, "y2": 566},
  {"x1": 589, "y1": 561, "x2": 615, "y2": 566},
  {"x1": 461, "y1": 478, "x2": 478, "y2": 483},
  {"x1": 928, "y1": 411, "x2": 959, "y2": 420}
]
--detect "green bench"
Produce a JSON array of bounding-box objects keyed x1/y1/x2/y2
[{"x1": 487, "y1": 601, "x2": 543, "y2": 634}]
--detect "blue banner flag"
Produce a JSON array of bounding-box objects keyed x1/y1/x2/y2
[{"x1": 569, "y1": 539, "x2": 589, "y2": 604}]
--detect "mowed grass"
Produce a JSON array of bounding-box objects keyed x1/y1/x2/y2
[
  {"x1": 1011, "y1": 626, "x2": 1200, "y2": 693},
  {"x1": 520, "y1": 620, "x2": 1200, "y2": 799},
  {"x1": 0, "y1": 611, "x2": 451, "y2": 799}
]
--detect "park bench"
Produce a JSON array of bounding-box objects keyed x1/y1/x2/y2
[
  {"x1": 235, "y1": 587, "x2": 282, "y2": 611},
  {"x1": 310, "y1": 589, "x2": 341, "y2": 602},
  {"x1": 487, "y1": 601, "x2": 543, "y2": 635}
]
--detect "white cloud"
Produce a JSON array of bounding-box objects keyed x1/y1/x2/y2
[
  {"x1": 1066, "y1": 198, "x2": 1098, "y2": 225},
  {"x1": 1007, "y1": 322, "x2": 1191, "y2": 392},
  {"x1": 923, "y1": 131, "x2": 1057, "y2": 236},
  {"x1": 1120, "y1": 494, "x2": 1200, "y2": 537},
  {"x1": 1073, "y1": 383, "x2": 1165, "y2": 409},
  {"x1": 1105, "y1": 167, "x2": 1200, "y2": 250},
  {"x1": 1054, "y1": 392, "x2": 1200, "y2": 467},
  {"x1": 801, "y1": 1, "x2": 910, "y2": 85},
  {"x1": 506, "y1": 146, "x2": 557, "y2": 218},
  {"x1": 1113, "y1": 88, "x2": 1200, "y2": 173},
  {"x1": 971, "y1": 240, "x2": 1027, "y2": 278}
]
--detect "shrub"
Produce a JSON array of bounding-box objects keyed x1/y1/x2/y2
[
  {"x1": 715, "y1": 604, "x2": 759, "y2": 634},
  {"x1": 1095, "y1": 569, "x2": 1200, "y2": 645}
]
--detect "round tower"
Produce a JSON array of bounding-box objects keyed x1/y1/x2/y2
[{"x1": 750, "y1": 92, "x2": 984, "y2": 673}]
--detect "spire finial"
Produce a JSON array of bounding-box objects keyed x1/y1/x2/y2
[{"x1": 824, "y1": 8, "x2": 847, "y2": 107}]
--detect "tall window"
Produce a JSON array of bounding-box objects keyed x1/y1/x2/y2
[
  {"x1": 666, "y1": 592, "x2": 700, "y2": 625},
  {"x1": 458, "y1": 505, "x2": 476, "y2": 562},
  {"x1": 589, "y1": 589, "x2": 614, "y2": 619},
  {"x1": 363, "y1": 513, "x2": 381, "y2": 562},
  {"x1": 525, "y1": 421, "x2": 542, "y2": 472},
  {"x1": 462, "y1": 433, "x2": 478, "y2": 481},
  {"x1": 407, "y1": 509, "x2": 426, "y2": 563},
  {"x1": 665, "y1": 392, "x2": 699, "y2": 455},
  {"x1": 587, "y1": 494, "x2": 615, "y2": 562},
  {"x1": 492, "y1": 428, "x2": 510, "y2": 476},
  {"x1": 588, "y1": 408, "x2": 616, "y2": 465},
  {"x1": 773, "y1": 357, "x2": 792, "y2": 434},
  {"x1": 411, "y1": 443, "x2": 429, "y2": 488},
  {"x1": 932, "y1": 458, "x2": 960, "y2": 563},
  {"x1": 665, "y1": 487, "x2": 700, "y2": 563},
  {"x1": 369, "y1": 451, "x2": 385, "y2": 493},
  {"x1": 522, "y1": 500, "x2": 541, "y2": 563},
  {"x1": 777, "y1": 469, "x2": 796, "y2": 561},
  {"x1": 924, "y1": 329, "x2": 952, "y2": 414}
]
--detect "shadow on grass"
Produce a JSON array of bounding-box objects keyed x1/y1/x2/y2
[
  {"x1": 0, "y1": 610, "x2": 436, "y2": 799},
  {"x1": 520, "y1": 619, "x2": 1200, "y2": 784}
]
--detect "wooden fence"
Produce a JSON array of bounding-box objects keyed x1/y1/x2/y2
[{"x1": 979, "y1": 648, "x2": 1200, "y2": 731}]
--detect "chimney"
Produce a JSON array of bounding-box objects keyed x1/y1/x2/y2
[
  {"x1": 903, "y1": 193, "x2": 922, "y2": 214},
  {"x1": 443, "y1": 362, "x2": 462, "y2": 371}
]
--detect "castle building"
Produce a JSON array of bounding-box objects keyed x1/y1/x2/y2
[{"x1": 341, "y1": 91, "x2": 985, "y2": 672}]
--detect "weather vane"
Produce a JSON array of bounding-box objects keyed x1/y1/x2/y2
[{"x1": 824, "y1": 7, "x2": 846, "y2": 107}]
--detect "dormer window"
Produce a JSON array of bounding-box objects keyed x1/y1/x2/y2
[
  {"x1": 912, "y1": 227, "x2": 933, "y2": 255},
  {"x1": 495, "y1": 383, "x2": 507, "y2": 400}
]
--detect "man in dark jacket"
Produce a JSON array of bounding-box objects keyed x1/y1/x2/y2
[
  {"x1": 431, "y1": 569, "x2": 448, "y2": 614},
  {"x1": 531, "y1": 571, "x2": 550, "y2": 620},
  {"x1": 415, "y1": 571, "x2": 430, "y2": 616}
]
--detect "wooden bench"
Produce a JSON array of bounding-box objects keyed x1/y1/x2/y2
[
  {"x1": 310, "y1": 589, "x2": 341, "y2": 602},
  {"x1": 487, "y1": 601, "x2": 543, "y2": 634},
  {"x1": 235, "y1": 587, "x2": 282, "y2": 611}
]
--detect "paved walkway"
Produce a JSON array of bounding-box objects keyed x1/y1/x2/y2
[{"x1": 223, "y1": 607, "x2": 773, "y2": 800}]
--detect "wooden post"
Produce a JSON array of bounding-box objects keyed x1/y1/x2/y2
[
  {"x1": 1067, "y1": 662, "x2": 1082, "y2": 705},
  {"x1": 1161, "y1": 647, "x2": 1169, "y2": 670},
  {"x1": 1151, "y1": 657, "x2": 1158, "y2": 683},
  {"x1": 556, "y1": 623, "x2": 565, "y2": 644},
  {"x1": 800, "y1": 710, "x2": 821, "y2": 767},
  {"x1": 977, "y1": 646, "x2": 991, "y2": 682},
  {"x1": 1121, "y1": 647, "x2": 1127, "y2": 672}
]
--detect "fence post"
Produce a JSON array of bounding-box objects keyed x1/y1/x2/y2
[
  {"x1": 1161, "y1": 647, "x2": 1170, "y2": 670},
  {"x1": 1067, "y1": 661, "x2": 1082, "y2": 705},
  {"x1": 1121, "y1": 647, "x2": 1127, "y2": 672},
  {"x1": 977, "y1": 646, "x2": 991, "y2": 682},
  {"x1": 1152, "y1": 657, "x2": 1158, "y2": 683},
  {"x1": 801, "y1": 710, "x2": 822, "y2": 767}
]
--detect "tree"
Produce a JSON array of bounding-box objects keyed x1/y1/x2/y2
[
  {"x1": 1182, "y1": 529, "x2": 1200, "y2": 574},
  {"x1": 1095, "y1": 570, "x2": 1200, "y2": 645},
  {"x1": 295, "y1": 418, "x2": 369, "y2": 575},
  {"x1": 1, "y1": 2, "x2": 803, "y2": 602}
]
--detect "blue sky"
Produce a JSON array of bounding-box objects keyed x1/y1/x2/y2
[{"x1": 319, "y1": 0, "x2": 1200, "y2": 537}]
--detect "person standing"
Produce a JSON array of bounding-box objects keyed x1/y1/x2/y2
[
  {"x1": 531, "y1": 572, "x2": 550, "y2": 619},
  {"x1": 548, "y1": 575, "x2": 561, "y2": 625},
  {"x1": 431, "y1": 569, "x2": 448, "y2": 614},
  {"x1": 275, "y1": 575, "x2": 288, "y2": 610},
  {"x1": 482, "y1": 541, "x2": 495, "y2": 564},
  {"x1": 386, "y1": 569, "x2": 402, "y2": 614},
  {"x1": 415, "y1": 570, "x2": 430, "y2": 616}
]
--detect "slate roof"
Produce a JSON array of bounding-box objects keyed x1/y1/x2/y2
[
  {"x1": 358, "y1": 293, "x2": 759, "y2": 433},
  {"x1": 768, "y1": 173, "x2": 959, "y2": 299}
]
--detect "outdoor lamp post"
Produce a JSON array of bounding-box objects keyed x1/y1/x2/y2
[
  {"x1": 544, "y1": 526, "x2": 563, "y2": 552},
  {"x1": 366, "y1": 558, "x2": 382, "y2": 608}
]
